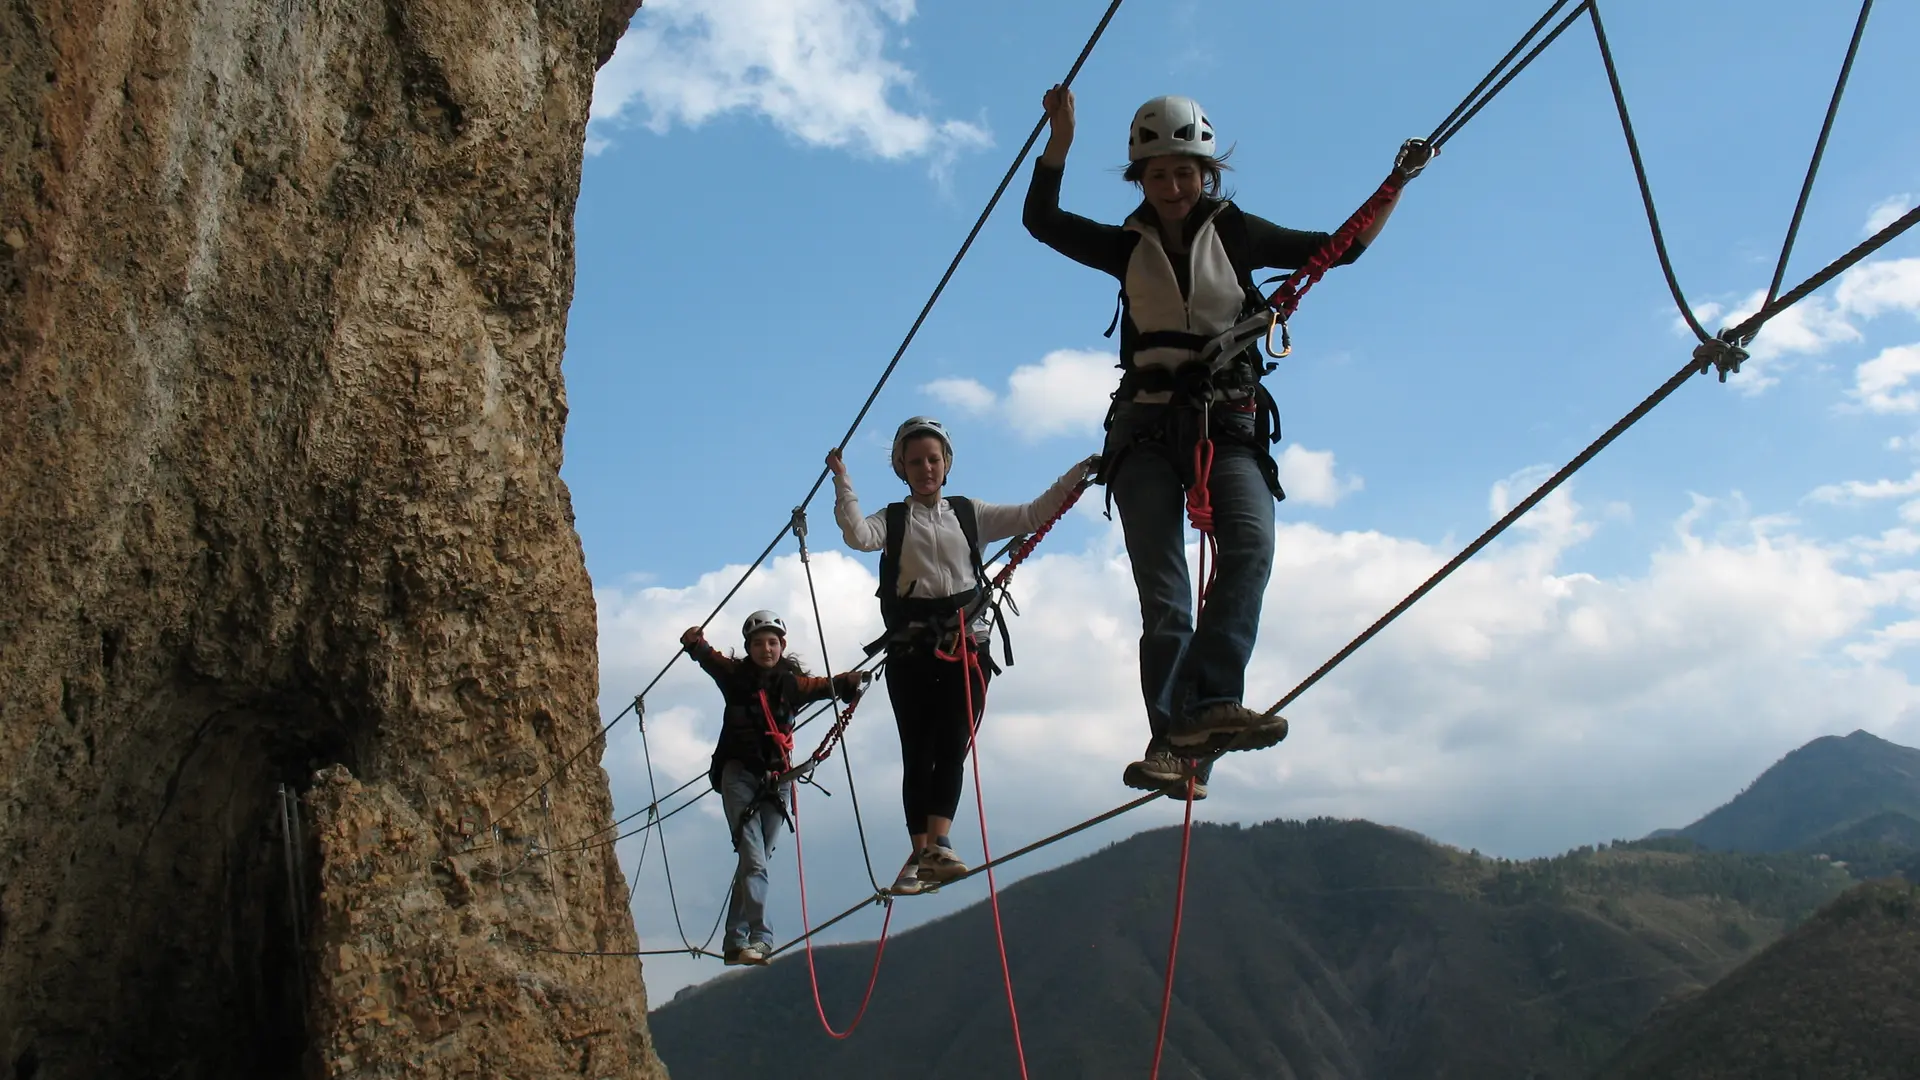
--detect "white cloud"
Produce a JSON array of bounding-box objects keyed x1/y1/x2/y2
[
  {"x1": 1836, "y1": 258, "x2": 1920, "y2": 320},
  {"x1": 1865, "y1": 195, "x2": 1914, "y2": 237},
  {"x1": 594, "y1": 481, "x2": 1920, "y2": 1003},
  {"x1": 921, "y1": 376, "x2": 996, "y2": 415},
  {"x1": 922, "y1": 349, "x2": 1116, "y2": 442},
  {"x1": 590, "y1": 0, "x2": 989, "y2": 164},
  {"x1": 1809, "y1": 468, "x2": 1920, "y2": 504},
  {"x1": 1849, "y1": 343, "x2": 1920, "y2": 414},
  {"x1": 1276, "y1": 444, "x2": 1363, "y2": 507},
  {"x1": 1675, "y1": 253, "x2": 1920, "y2": 397},
  {"x1": 1002, "y1": 350, "x2": 1119, "y2": 440}
]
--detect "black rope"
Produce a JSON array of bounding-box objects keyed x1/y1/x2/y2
[
  {"x1": 769, "y1": 790, "x2": 1164, "y2": 958},
  {"x1": 1761, "y1": 0, "x2": 1874, "y2": 315},
  {"x1": 538, "y1": 537, "x2": 1020, "y2": 859},
  {"x1": 1265, "y1": 202, "x2": 1920, "y2": 719},
  {"x1": 524, "y1": 0, "x2": 1914, "y2": 991},
  {"x1": 635, "y1": 699, "x2": 704, "y2": 953},
  {"x1": 1725, "y1": 203, "x2": 1917, "y2": 344},
  {"x1": 790, "y1": 0, "x2": 1128, "y2": 514},
  {"x1": 1426, "y1": 0, "x2": 1574, "y2": 141},
  {"x1": 1428, "y1": 0, "x2": 1583, "y2": 149},
  {"x1": 1585, "y1": 0, "x2": 1709, "y2": 345},
  {"x1": 475, "y1": 521, "x2": 792, "y2": 844},
  {"x1": 480, "y1": 0, "x2": 1128, "y2": 844},
  {"x1": 794, "y1": 509, "x2": 885, "y2": 894},
  {"x1": 1431, "y1": 1, "x2": 1593, "y2": 151}
]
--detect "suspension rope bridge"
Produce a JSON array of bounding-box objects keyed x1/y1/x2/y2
[{"x1": 481, "y1": 0, "x2": 1910, "y2": 1074}]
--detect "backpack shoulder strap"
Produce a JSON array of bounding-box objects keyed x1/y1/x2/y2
[{"x1": 875, "y1": 501, "x2": 908, "y2": 631}]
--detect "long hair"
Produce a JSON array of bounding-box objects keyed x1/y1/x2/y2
[
  {"x1": 730, "y1": 649, "x2": 814, "y2": 680},
  {"x1": 1121, "y1": 146, "x2": 1237, "y2": 200}
]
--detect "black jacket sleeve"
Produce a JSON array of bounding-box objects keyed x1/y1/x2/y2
[
  {"x1": 1242, "y1": 211, "x2": 1368, "y2": 271},
  {"x1": 1022, "y1": 161, "x2": 1134, "y2": 280}
]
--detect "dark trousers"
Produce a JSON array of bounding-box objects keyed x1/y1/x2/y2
[{"x1": 885, "y1": 643, "x2": 991, "y2": 835}]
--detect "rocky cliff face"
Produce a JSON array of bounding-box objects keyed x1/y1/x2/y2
[{"x1": 0, "y1": 1, "x2": 658, "y2": 1077}]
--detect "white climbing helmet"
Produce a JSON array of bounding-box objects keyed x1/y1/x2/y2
[
  {"x1": 1128, "y1": 95, "x2": 1216, "y2": 163},
  {"x1": 891, "y1": 416, "x2": 953, "y2": 482},
  {"x1": 742, "y1": 610, "x2": 787, "y2": 641}
]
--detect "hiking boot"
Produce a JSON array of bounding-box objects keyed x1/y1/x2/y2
[
  {"x1": 739, "y1": 941, "x2": 771, "y2": 966},
  {"x1": 1124, "y1": 745, "x2": 1187, "y2": 790},
  {"x1": 916, "y1": 839, "x2": 969, "y2": 884},
  {"x1": 890, "y1": 854, "x2": 924, "y2": 896},
  {"x1": 1166, "y1": 757, "x2": 1211, "y2": 802},
  {"x1": 1169, "y1": 702, "x2": 1288, "y2": 753},
  {"x1": 723, "y1": 944, "x2": 749, "y2": 966},
  {"x1": 1123, "y1": 745, "x2": 1210, "y2": 801}
]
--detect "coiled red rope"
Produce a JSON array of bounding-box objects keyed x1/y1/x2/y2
[{"x1": 1186, "y1": 436, "x2": 1220, "y2": 612}]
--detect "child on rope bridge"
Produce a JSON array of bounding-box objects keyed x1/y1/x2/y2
[
  {"x1": 681, "y1": 611, "x2": 868, "y2": 966},
  {"x1": 829, "y1": 417, "x2": 1096, "y2": 896}
]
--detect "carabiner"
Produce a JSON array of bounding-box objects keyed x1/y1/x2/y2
[{"x1": 1264, "y1": 316, "x2": 1292, "y2": 360}]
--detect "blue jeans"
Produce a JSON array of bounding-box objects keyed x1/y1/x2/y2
[
  {"x1": 1106, "y1": 401, "x2": 1277, "y2": 743},
  {"x1": 719, "y1": 759, "x2": 788, "y2": 950}
]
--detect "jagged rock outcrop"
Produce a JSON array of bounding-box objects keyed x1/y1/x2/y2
[{"x1": 0, "y1": 1, "x2": 657, "y2": 1077}]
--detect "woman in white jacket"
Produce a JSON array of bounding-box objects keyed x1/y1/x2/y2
[{"x1": 829, "y1": 417, "x2": 1092, "y2": 895}]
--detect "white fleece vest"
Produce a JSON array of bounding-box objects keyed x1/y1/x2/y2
[{"x1": 1121, "y1": 205, "x2": 1245, "y2": 402}]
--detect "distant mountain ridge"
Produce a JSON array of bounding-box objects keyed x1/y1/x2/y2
[
  {"x1": 1668, "y1": 729, "x2": 1920, "y2": 853},
  {"x1": 650, "y1": 730, "x2": 1920, "y2": 1079},
  {"x1": 650, "y1": 819, "x2": 1852, "y2": 1080},
  {"x1": 1594, "y1": 878, "x2": 1920, "y2": 1079}
]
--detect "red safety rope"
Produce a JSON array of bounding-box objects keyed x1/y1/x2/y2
[
  {"x1": 937, "y1": 618, "x2": 1031, "y2": 1079},
  {"x1": 1265, "y1": 175, "x2": 1405, "y2": 324},
  {"x1": 756, "y1": 690, "x2": 796, "y2": 765},
  {"x1": 992, "y1": 478, "x2": 1091, "y2": 592},
  {"x1": 791, "y1": 786, "x2": 894, "y2": 1039},
  {"x1": 1147, "y1": 777, "x2": 1198, "y2": 1079},
  {"x1": 799, "y1": 684, "x2": 864, "y2": 770}
]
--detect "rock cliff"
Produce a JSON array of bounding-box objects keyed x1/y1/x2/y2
[{"x1": 0, "y1": 1, "x2": 658, "y2": 1076}]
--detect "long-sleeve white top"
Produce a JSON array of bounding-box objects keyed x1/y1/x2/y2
[{"x1": 835, "y1": 460, "x2": 1091, "y2": 600}]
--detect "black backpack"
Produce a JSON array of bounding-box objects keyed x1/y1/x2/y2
[{"x1": 870, "y1": 497, "x2": 1013, "y2": 668}]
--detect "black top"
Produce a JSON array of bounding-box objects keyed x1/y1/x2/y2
[{"x1": 1021, "y1": 159, "x2": 1366, "y2": 298}]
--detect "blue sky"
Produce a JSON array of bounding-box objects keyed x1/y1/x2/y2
[{"x1": 555, "y1": 0, "x2": 1919, "y2": 1002}]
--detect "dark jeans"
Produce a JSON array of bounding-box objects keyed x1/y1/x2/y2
[
  {"x1": 885, "y1": 642, "x2": 991, "y2": 835},
  {"x1": 1106, "y1": 401, "x2": 1277, "y2": 743},
  {"x1": 718, "y1": 760, "x2": 788, "y2": 950}
]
